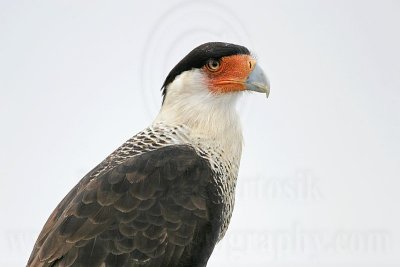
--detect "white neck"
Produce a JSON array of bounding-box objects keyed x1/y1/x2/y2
[{"x1": 153, "y1": 70, "x2": 243, "y2": 157}]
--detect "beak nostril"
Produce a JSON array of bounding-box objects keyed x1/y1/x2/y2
[{"x1": 249, "y1": 61, "x2": 252, "y2": 69}]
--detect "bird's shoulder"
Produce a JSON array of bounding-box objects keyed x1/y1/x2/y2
[{"x1": 28, "y1": 133, "x2": 223, "y2": 266}]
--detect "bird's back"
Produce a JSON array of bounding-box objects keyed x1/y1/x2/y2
[{"x1": 27, "y1": 124, "x2": 237, "y2": 267}]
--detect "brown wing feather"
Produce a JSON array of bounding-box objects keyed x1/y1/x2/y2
[{"x1": 27, "y1": 145, "x2": 221, "y2": 267}]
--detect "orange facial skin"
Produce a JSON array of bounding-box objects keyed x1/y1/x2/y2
[{"x1": 203, "y1": 54, "x2": 256, "y2": 94}]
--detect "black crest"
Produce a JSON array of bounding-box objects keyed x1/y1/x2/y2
[{"x1": 161, "y1": 42, "x2": 250, "y2": 103}]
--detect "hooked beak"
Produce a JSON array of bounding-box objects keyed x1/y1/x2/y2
[{"x1": 245, "y1": 64, "x2": 270, "y2": 98}]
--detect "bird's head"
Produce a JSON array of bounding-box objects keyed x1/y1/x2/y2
[
  {"x1": 161, "y1": 42, "x2": 269, "y2": 104},
  {"x1": 155, "y1": 42, "x2": 269, "y2": 140}
]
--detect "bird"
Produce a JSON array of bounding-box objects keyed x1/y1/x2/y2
[{"x1": 27, "y1": 42, "x2": 270, "y2": 267}]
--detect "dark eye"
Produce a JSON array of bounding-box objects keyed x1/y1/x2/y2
[{"x1": 206, "y1": 59, "x2": 221, "y2": 71}]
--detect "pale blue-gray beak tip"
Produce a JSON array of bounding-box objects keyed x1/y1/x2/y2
[{"x1": 245, "y1": 64, "x2": 270, "y2": 98}]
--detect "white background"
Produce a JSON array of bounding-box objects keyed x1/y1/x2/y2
[{"x1": 1, "y1": 0, "x2": 399, "y2": 266}]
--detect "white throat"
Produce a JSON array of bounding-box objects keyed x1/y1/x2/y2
[{"x1": 153, "y1": 69, "x2": 243, "y2": 156}]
